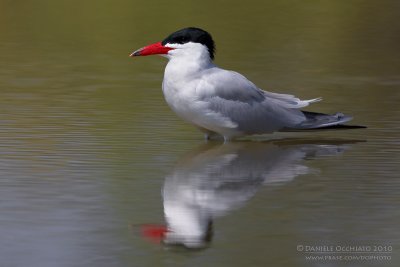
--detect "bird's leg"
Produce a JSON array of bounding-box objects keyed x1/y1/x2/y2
[
  {"x1": 197, "y1": 127, "x2": 217, "y2": 142},
  {"x1": 205, "y1": 132, "x2": 220, "y2": 142}
]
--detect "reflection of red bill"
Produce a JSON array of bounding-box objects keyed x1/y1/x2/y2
[{"x1": 140, "y1": 224, "x2": 168, "y2": 243}]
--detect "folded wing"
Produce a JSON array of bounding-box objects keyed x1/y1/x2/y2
[{"x1": 196, "y1": 68, "x2": 319, "y2": 134}]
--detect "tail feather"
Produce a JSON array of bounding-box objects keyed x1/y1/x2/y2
[{"x1": 281, "y1": 111, "x2": 366, "y2": 132}]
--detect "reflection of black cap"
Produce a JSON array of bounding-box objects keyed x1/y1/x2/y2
[
  {"x1": 162, "y1": 219, "x2": 213, "y2": 249},
  {"x1": 204, "y1": 220, "x2": 213, "y2": 243}
]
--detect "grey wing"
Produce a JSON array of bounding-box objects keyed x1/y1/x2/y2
[{"x1": 196, "y1": 68, "x2": 315, "y2": 134}]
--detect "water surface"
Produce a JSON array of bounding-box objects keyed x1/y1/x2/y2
[{"x1": 0, "y1": 1, "x2": 399, "y2": 266}]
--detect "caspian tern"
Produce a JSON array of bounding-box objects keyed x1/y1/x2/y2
[
  {"x1": 130, "y1": 27, "x2": 365, "y2": 141},
  {"x1": 140, "y1": 140, "x2": 357, "y2": 248}
]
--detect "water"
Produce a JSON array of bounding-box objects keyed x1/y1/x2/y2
[{"x1": 0, "y1": 0, "x2": 399, "y2": 266}]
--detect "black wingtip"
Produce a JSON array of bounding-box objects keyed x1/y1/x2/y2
[
  {"x1": 281, "y1": 124, "x2": 367, "y2": 132},
  {"x1": 319, "y1": 124, "x2": 367, "y2": 130}
]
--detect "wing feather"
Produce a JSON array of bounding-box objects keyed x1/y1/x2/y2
[{"x1": 196, "y1": 68, "x2": 319, "y2": 134}]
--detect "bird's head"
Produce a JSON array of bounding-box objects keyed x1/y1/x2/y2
[{"x1": 130, "y1": 27, "x2": 215, "y2": 60}]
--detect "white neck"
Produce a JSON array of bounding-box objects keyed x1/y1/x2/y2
[{"x1": 164, "y1": 43, "x2": 215, "y2": 81}]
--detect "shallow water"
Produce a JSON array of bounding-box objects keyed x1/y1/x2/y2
[{"x1": 0, "y1": 0, "x2": 399, "y2": 266}]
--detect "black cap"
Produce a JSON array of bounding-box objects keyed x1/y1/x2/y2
[{"x1": 162, "y1": 27, "x2": 216, "y2": 60}]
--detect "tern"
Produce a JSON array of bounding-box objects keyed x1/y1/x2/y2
[
  {"x1": 130, "y1": 27, "x2": 365, "y2": 141},
  {"x1": 139, "y1": 140, "x2": 358, "y2": 248}
]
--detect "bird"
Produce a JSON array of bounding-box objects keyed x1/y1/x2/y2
[
  {"x1": 130, "y1": 27, "x2": 365, "y2": 141},
  {"x1": 140, "y1": 139, "x2": 358, "y2": 248}
]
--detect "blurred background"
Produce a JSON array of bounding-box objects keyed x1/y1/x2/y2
[{"x1": 0, "y1": 0, "x2": 399, "y2": 266}]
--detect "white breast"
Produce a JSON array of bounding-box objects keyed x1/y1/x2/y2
[{"x1": 162, "y1": 56, "x2": 239, "y2": 137}]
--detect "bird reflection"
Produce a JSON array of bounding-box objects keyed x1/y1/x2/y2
[{"x1": 143, "y1": 139, "x2": 359, "y2": 248}]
